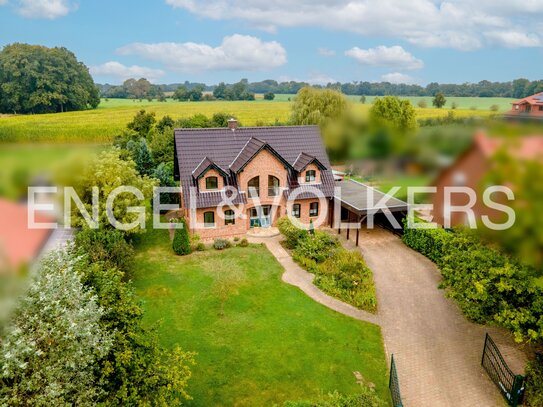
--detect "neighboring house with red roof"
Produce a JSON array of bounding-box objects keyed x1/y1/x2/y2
[
  {"x1": 504, "y1": 92, "x2": 543, "y2": 119},
  {"x1": 432, "y1": 132, "x2": 543, "y2": 227},
  {"x1": 0, "y1": 198, "x2": 55, "y2": 272}
]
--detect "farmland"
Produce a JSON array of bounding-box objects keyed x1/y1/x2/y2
[{"x1": 0, "y1": 97, "x2": 501, "y2": 144}]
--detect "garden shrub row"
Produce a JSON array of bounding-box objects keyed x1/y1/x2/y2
[
  {"x1": 278, "y1": 217, "x2": 377, "y2": 313},
  {"x1": 402, "y1": 219, "x2": 543, "y2": 405}
]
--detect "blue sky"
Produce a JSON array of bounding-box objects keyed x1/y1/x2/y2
[{"x1": 1, "y1": 0, "x2": 543, "y2": 85}]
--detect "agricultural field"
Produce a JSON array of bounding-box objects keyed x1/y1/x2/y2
[
  {"x1": 133, "y1": 228, "x2": 389, "y2": 406},
  {"x1": 0, "y1": 97, "x2": 499, "y2": 144}
]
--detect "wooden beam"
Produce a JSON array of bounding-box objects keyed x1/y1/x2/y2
[{"x1": 356, "y1": 228, "x2": 359, "y2": 246}]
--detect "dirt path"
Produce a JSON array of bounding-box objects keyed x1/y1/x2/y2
[{"x1": 251, "y1": 229, "x2": 528, "y2": 407}]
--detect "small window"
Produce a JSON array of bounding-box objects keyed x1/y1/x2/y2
[
  {"x1": 248, "y1": 176, "x2": 260, "y2": 197},
  {"x1": 305, "y1": 170, "x2": 316, "y2": 183},
  {"x1": 224, "y1": 209, "x2": 235, "y2": 225},
  {"x1": 203, "y1": 211, "x2": 215, "y2": 227},
  {"x1": 309, "y1": 202, "x2": 319, "y2": 217},
  {"x1": 292, "y1": 204, "x2": 301, "y2": 218},
  {"x1": 539, "y1": 106, "x2": 543, "y2": 111},
  {"x1": 206, "y1": 176, "x2": 218, "y2": 190}
]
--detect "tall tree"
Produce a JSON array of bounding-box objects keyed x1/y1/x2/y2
[
  {"x1": 432, "y1": 92, "x2": 447, "y2": 108},
  {"x1": 290, "y1": 87, "x2": 348, "y2": 126},
  {"x1": 0, "y1": 43, "x2": 99, "y2": 114}
]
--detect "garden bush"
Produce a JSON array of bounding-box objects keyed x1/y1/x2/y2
[
  {"x1": 173, "y1": 219, "x2": 191, "y2": 255},
  {"x1": 238, "y1": 238, "x2": 249, "y2": 247},
  {"x1": 293, "y1": 231, "x2": 339, "y2": 263},
  {"x1": 196, "y1": 242, "x2": 206, "y2": 251},
  {"x1": 525, "y1": 356, "x2": 543, "y2": 406},
  {"x1": 281, "y1": 389, "x2": 385, "y2": 407},
  {"x1": 213, "y1": 238, "x2": 229, "y2": 250},
  {"x1": 277, "y1": 217, "x2": 308, "y2": 249}
]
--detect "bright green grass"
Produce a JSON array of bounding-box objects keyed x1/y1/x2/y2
[
  {"x1": 132, "y1": 228, "x2": 389, "y2": 406},
  {"x1": 1, "y1": 97, "x2": 497, "y2": 144},
  {"x1": 0, "y1": 143, "x2": 104, "y2": 199}
]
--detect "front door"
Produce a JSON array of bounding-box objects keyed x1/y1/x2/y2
[{"x1": 250, "y1": 206, "x2": 272, "y2": 228}]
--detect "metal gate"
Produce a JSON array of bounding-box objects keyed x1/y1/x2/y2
[
  {"x1": 389, "y1": 354, "x2": 404, "y2": 407},
  {"x1": 481, "y1": 333, "x2": 525, "y2": 407}
]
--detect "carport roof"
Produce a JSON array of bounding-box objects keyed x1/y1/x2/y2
[{"x1": 335, "y1": 179, "x2": 408, "y2": 214}]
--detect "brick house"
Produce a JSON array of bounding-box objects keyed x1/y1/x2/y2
[
  {"x1": 504, "y1": 92, "x2": 543, "y2": 120},
  {"x1": 174, "y1": 121, "x2": 336, "y2": 239},
  {"x1": 432, "y1": 132, "x2": 543, "y2": 227}
]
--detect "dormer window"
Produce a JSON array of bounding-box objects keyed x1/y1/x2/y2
[
  {"x1": 305, "y1": 170, "x2": 316, "y2": 183},
  {"x1": 205, "y1": 176, "x2": 218, "y2": 190}
]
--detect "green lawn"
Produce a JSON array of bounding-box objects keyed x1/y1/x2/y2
[
  {"x1": 0, "y1": 143, "x2": 104, "y2": 199},
  {"x1": 132, "y1": 228, "x2": 389, "y2": 406}
]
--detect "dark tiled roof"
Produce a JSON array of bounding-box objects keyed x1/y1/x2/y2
[
  {"x1": 191, "y1": 156, "x2": 228, "y2": 179},
  {"x1": 292, "y1": 152, "x2": 326, "y2": 172},
  {"x1": 175, "y1": 125, "x2": 334, "y2": 208},
  {"x1": 229, "y1": 137, "x2": 267, "y2": 173}
]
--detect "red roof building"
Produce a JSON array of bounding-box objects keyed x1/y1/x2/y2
[
  {"x1": 504, "y1": 92, "x2": 543, "y2": 119},
  {"x1": 0, "y1": 198, "x2": 54, "y2": 272}
]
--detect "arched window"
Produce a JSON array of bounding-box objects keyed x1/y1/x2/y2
[
  {"x1": 268, "y1": 175, "x2": 280, "y2": 196},
  {"x1": 224, "y1": 209, "x2": 235, "y2": 225},
  {"x1": 206, "y1": 176, "x2": 218, "y2": 190},
  {"x1": 203, "y1": 211, "x2": 215, "y2": 227},
  {"x1": 305, "y1": 170, "x2": 316, "y2": 183},
  {"x1": 248, "y1": 176, "x2": 260, "y2": 198}
]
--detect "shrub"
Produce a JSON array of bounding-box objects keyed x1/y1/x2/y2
[
  {"x1": 490, "y1": 104, "x2": 499, "y2": 112},
  {"x1": 277, "y1": 217, "x2": 308, "y2": 249},
  {"x1": 417, "y1": 99, "x2": 427, "y2": 108},
  {"x1": 238, "y1": 238, "x2": 249, "y2": 247},
  {"x1": 525, "y1": 357, "x2": 543, "y2": 406},
  {"x1": 75, "y1": 228, "x2": 134, "y2": 275},
  {"x1": 282, "y1": 389, "x2": 386, "y2": 407},
  {"x1": 196, "y1": 242, "x2": 206, "y2": 251},
  {"x1": 213, "y1": 238, "x2": 229, "y2": 250},
  {"x1": 233, "y1": 236, "x2": 240, "y2": 242},
  {"x1": 173, "y1": 219, "x2": 191, "y2": 255},
  {"x1": 293, "y1": 231, "x2": 339, "y2": 263}
]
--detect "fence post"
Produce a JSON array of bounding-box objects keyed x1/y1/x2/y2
[
  {"x1": 481, "y1": 333, "x2": 488, "y2": 366},
  {"x1": 510, "y1": 375, "x2": 525, "y2": 407}
]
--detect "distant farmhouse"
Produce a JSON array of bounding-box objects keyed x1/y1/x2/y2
[
  {"x1": 432, "y1": 132, "x2": 543, "y2": 227},
  {"x1": 504, "y1": 92, "x2": 543, "y2": 120},
  {"x1": 174, "y1": 120, "x2": 408, "y2": 240}
]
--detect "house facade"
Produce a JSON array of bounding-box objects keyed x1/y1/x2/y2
[
  {"x1": 432, "y1": 132, "x2": 543, "y2": 227},
  {"x1": 174, "y1": 121, "x2": 336, "y2": 239},
  {"x1": 504, "y1": 92, "x2": 543, "y2": 119}
]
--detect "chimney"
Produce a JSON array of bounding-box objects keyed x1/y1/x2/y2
[{"x1": 227, "y1": 118, "x2": 238, "y2": 131}]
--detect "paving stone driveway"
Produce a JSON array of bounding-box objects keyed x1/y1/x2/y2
[
  {"x1": 338, "y1": 227, "x2": 527, "y2": 407},
  {"x1": 251, "y1": 228, "x2": 528, "y2": 407}
]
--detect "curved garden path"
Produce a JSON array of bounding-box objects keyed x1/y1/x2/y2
[{"x1": 249, "y1": 228, "x2": 528, "y2": 407}]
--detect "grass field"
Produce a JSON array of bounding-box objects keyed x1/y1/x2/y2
[
  {"x1": 0, "y1": 97, "x2": 499, "y2": 144},
  {"x1": 132, "y1": 228, "x2": 389, "y2": 406},
  {"x1": 0, "y1": 143, "x2": 104, "y2": 199}
]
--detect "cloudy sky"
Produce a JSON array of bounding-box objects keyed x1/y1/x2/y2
[{"x1": 1, "y1": 0, "x2": 543, "y2": 85}]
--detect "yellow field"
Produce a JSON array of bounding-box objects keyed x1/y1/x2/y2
[{"x1": 0, "y1": 98, "x2": 496, "y2": 143}]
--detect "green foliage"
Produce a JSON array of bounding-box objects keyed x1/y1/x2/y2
[
  {"x1": 213, "y1": 80, "x2": 255, "y2": 101},
  {"x1": 0, "y1": 248, "x2": 112, "y2": 405},
  {"x1": 174, "y1": 85, "x2": 204, "y2": 102},
  {"x1": 156, "y1": 115, "x2": 175, "y2": 133},
  {"x1": 264, "y1": 92, "x2": 275, "y2": 100},
  {"x1": 293, "y1": 232, "x2": 340, "y2": 264},
  {"x1": 402, "y1": 219, "x2": 543, "y2": 342},
  {"x1": 417, "y1": 99, "x2": 427, "y2": 108},
  {"x1": 126, "y1": 137, "x2": 155, "y2": 176},
  {"x1": 102, "y1": 78, "x2": 164, "y2": 101},
  {"x1": 490, "y1": 104, "x2": 499, "y2": 112},
  {"x1": 290, "y1": 87, "x2": 348, "y2": 126},
  {"x1": 277, "y1": 217, "x2": 309, "y2": 249},
  {"x1": 59, "y1": 149, "x2": 157, "y2": 234},
  {"x1": 238, "y1": 238, "x2": 249, "y2": 247},
  {"x1": 196, "y1": 242, "x2": 206, "y2": 251},
  {"x1": 432, "y1": 92, "x2": 447, "y2": 108},
  {"x1": 525, "y1": 357, "x2": 543, "y2": 406},
  {"x1": 173, "y1": 219, "x2": 191, "y2": 255},
  {"x1": 0, "y1": 43, "x2": 99, "y2": 114},
  {"x1": 126, "y1": 109, "x2": 156, "y2": 137},
  {"x1": 149, "y1": 128, "x2": 174, "y2": 165},
  {"x1": 281, "y1": 389, "x2": 386, "y2": 407},
  {"x1": 213, "y1": 238, "x2": 230, "y2": 250},
  {"x1": 359, "y1": 95, "x2": 366, "y2": 104},
  {"x1": 369, "y1": 96, "x2": 417, "y2": 133},
  {"x1": 74, "y1": 228, "x2": 134, "y2": 275}
]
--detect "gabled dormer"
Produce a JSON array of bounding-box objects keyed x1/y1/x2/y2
[
  {"x1": 192, "y1": 157, "x2": 229, "y2": 192},
  {"x1": 293, "y1": 152, "x2": 327, "y2": 184}
]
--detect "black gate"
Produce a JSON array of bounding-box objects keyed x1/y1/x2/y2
[
  {"x1": 389, "y1": 354, "x2": 404, "y2": 407},
  {"x1": 481, "y1": 333, "x2": 525, "y2": 407}
]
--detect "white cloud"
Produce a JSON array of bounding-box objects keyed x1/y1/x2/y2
[
  {"x1": 306, "y1": 72, "x2": 337, "y2": 85},
  {"x1": 16, "y1": 0, "x2": 77, "y2": 19},
  {"x1": 346, "y1": 45, "x2": 423, "y2": 70},
  {"x1": 165, "y1": 0, "x2": 543, "y2": 50},
  {"x1": 117, "y1": 34, "x2": 287, "y2": 73},
  {"x1": 381, "y1": 72, "x2": 416, "y2": 84},
  {"x1": 484, "y1": 31, "x2": 542, "y2": 48},
  {"x1": 318, "y1": 48, "x2": 335, "y2": 57},
  {"x1": 89, "y1": 62, "x2": 165, "y2": 83}
]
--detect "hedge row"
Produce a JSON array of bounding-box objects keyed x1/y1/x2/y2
[
  {"x1": 402, "y1": 218, "x2": 543, "y2": 343},
  {"x1": 278, "y1": 217, "x2": 377, "y2": 313}
]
